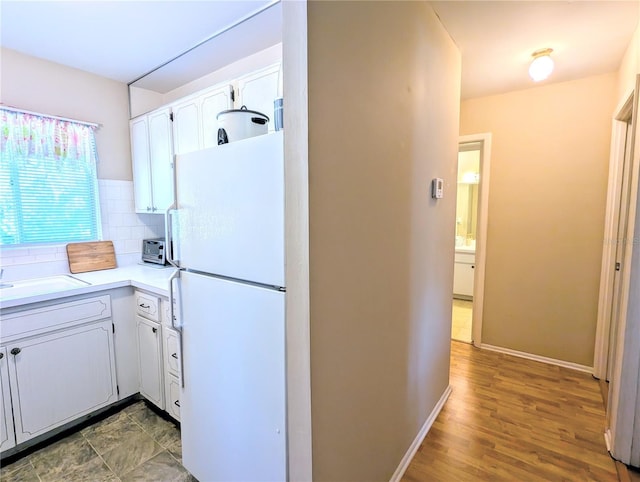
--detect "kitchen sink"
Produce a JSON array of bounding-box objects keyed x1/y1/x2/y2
[{"x1": 0, "y1": 275, "x2": 90, "y2": 301}]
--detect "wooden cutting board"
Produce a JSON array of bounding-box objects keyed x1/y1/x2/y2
[{"x1": 66, "y1": 241, "x2": 117, "y2": 273}]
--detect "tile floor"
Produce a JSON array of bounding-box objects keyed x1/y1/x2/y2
[
  {"x1": 451, "y1": 298, "x2": 472, "y2": 343},
  {"x1": 0, "y1": 401, "x2": 193, "y2": 482}
]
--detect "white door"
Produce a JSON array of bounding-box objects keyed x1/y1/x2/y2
[
  {"x1": 174, "y1": 131, "x2": 284, "y2": 287},
  {"x1": 8, "y1": 322, "x2": 117, "y2": 444},
  {"x1": 0, "y1": 347, "x2": 15, "y2": 452},
  {"x1": 136, "y1": 316, "x2": 164, "y2": 409},
  {"x1": 179, "y1": 271, "x2": 286, "y2": 482}
]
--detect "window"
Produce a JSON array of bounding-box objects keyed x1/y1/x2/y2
[{"x1": 0, "y1": 108, "x2": 101, "y2": 246}]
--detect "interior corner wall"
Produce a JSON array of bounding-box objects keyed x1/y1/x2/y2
[
  {"x1": 306, "y1": 2, "x2": 460, "y2": 480},
  {"x1": 460, "y1": 73, "x2": 617, "y2": 366},
  {"x1": 0, "y1": 47, "x2": 131, "y2": 180},
  {"x1": 617, "y1": 21, "x2": 640, "y2": 104}
]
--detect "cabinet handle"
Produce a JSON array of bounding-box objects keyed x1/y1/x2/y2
[
  {"x1": 0, "y1": 352, "x2": 3, "y2": 360},
  {"x1": 174, "y1": 400, "x2": 180, "y2": 408},
  {"x1": 147, "y1": 206, "x2": 152, "y2": 212},
  {"x1": 471, "y1": 265, "x2": 475, "y2": 269},
  {"x1": 139, "y1": 303, "x2": 150, "y2": 309},
  {"x1": 152, "y1": 207, "x2": 157, "y2": 212},
  {"x1": 10, "y1": 347, "x2": 21, "y2": 356},
  {"x1": 152, "y1": 327, "x2": 157, "y2": 334},
  {"x1": 171, "y1": 353, "x2": 178, "y2": 359}
]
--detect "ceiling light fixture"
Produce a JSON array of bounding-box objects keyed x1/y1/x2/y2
[{"x1": 529, "y1": 48, "x2": 554, "y2": 82}]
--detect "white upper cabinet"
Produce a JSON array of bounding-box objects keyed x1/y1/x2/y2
[
  {"x1": 130, "y1": 117, "x2": 152, "y2": 213},
  {"x1": 172, "y1": 85, "x2": 233, "y2": 155},
  {"x1": 130, "y1": 107, "x2": 174, "y2": 214},
  {"x1": 200, "y1": 86, "x2": 233, "y2": 149},
  {"x1": 148, "y1": 109, "x2": 174, "y2": 212},
  {"x1": 235, "y1": 63, "x2": 281, "y2": 132},
  {"x1": 172, "y1": 98, "x2": 201, "y2": 156},
  {"x1": 131, "y1": 62, "x2": 281, "y2": 209}
]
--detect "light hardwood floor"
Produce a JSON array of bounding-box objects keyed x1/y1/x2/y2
[
  {"x1": 452, "y1": 299, "x2": 472, "y2": 343},
  {"x1": 402, "y1": 341, "x2": 618, "y2": 481}
]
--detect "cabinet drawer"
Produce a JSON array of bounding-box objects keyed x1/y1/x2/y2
[
  {"x1": 1, "y1": 295, "x2": 111, "y2": 342},
  {"x1": 164, "y1": 328, "x2": 180, "y2": 377},
  {"x1": 161, "y1": 297, "x2": 178, "y2": 328},
  {"x1": 166, "y1": 374, "x2": 180, "y2": 421},
  {"x1": 135, "y1": 291, "x2": 160, "y2": 322}
]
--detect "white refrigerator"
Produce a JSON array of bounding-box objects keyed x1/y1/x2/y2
[{"x1": 168, "y1": 131, "x2": 286, "y2": 482}]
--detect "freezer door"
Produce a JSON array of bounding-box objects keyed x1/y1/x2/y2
[
  {"x1": 175, "y1": 131, "x2": 284, "y2": 287},
  {"x1": 179, "y1": 271, "x2": 286, "y2": 482}
]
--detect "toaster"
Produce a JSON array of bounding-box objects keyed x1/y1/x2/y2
[{"x1": 141, "y1": 238, "x2": 166, "y2": 265}]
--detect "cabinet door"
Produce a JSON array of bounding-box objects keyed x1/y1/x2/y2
[
  {"x1": 0, "y1": 347, "x2": 15, "y2": 452},
  {"x1": 165, "y1": 374, "x2": 180, "y2": 422},
  {"x1": 148, "y1": 108, "x2": 174, "y2": 212},
  {"x1": 136, "y1": 316, "x2": 164, "y2": 409},
  {"x1": 7, "y1": 321, "x2": 117, "y2": 445},
  {"x1": 453, "y1": 262, "x2": 475, "y2": 298},
  {"x1": 200, "y1": 85, "x2": 233, "y2": 149},
  {"x1": 164, "y1": 328, "x2": 180, "y2": 377},
  {"x1": 236, "y1": 63, "x2": 281, "y2": 133},
  {"x1": 172, "y1": 98, "x2": 201, "y2": 155},
  {"x1": 130, "y1": 116, "x2": 153, "y2": 213}
]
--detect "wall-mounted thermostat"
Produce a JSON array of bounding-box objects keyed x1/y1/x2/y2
[{"x1": 431, "y1": 178, "x2": 444, "y2": 199}]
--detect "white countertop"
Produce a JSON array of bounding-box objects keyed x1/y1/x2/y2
[
  {"x1": 455, "y1": 246, "x2": 476, "y2": 255},
  {"x1": 0, "y1": 264, "x2": 177, "y2": 310}
]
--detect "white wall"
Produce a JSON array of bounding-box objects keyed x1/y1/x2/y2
[
  {"x1": 0, "y1": 48, "x2": 163, "y2": 275},
  {"x1": 1, "y1": 47, "x2": 131, "y2": 181}
]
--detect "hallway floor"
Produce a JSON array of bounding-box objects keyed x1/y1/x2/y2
[
  {"x1": 402, "y1": 341, "x2": 618, "y2": 481},
  {"x1": 452, "y1": 298, "x2": 472, "y2": 343},
  {"x1": 0, "y1": 401, "x2": 193, "y2": 482}
]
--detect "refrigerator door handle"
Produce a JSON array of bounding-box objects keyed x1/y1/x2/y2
[
  {"x1": 168, "y1": 268, "x2": 180, "y2": 331},
  {"x1": 168, "y1": 268, "x2": 185, "y2": 387},
  {"x1": 165, "y1": 202, "x2": 178, "y2": 268}
]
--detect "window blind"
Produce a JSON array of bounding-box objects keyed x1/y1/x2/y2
[{"x1": 0, "y1": 108, "x2": 101, "y2": 246}]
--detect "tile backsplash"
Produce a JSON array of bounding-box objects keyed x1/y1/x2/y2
[{"x1": 0, "y1": 180, "x2": 165, "y2": 280}]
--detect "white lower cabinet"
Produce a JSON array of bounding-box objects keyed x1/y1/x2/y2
[
  {"x1": 166, "y1": 374, "x2": 181, "y2": 421},
  {"x1": 0, "y1": 347, "x2": 15, "y2": 452},
  {"x1": 7, "y1": 321, "x2": 117, "y2": 444},
  {"x1": 1, "y1": 294, "x2": 117, "y2": 451},
  {"x1": 163, "y1": 326, "x2": 181, "y2": 421},
  {"x1": 135, "y1": 315, "x2": 164, "y2": 410},
  {"x1": 453, "y1": 252, "x2": 475, "y2": 298}
]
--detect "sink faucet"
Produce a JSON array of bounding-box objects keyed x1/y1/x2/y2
[{"x1": 0, "y1": 269, "x2": 13, "y2": 289}]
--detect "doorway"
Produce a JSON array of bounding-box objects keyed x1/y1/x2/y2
[
  {"x1": 594, "y1": 91, "x2": 635, "y2": 385},
  {"x1": 452, "y1": 134, "x2": 491, "y2": 346}
]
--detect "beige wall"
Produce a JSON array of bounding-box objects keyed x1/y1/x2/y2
[
  {"x1": 617, "y1": 22, "x2": 640, "y2": 104},
  {"x1": 1, "y1": 48, "x2": 131, "y2": 180},
  {"x1": 307, "y1": 2, "x2": 460, "y2": 480},
  {"x1": 461, "y1": 73, "x2": 616, "y2": 366}
]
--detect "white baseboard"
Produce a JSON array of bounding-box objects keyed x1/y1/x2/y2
[
  {"x1": 389, "y1": 385, "x2": 452, "y2": 482},
  {"x1": 480, "y1": 343, "x2": 593, "y2": 374},
  {"x1": 604, "y1": 428, "x2": 612, "y2": 453}
]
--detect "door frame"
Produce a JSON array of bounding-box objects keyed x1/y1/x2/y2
[
  {"x1": 593, "y1": 88, "x2": 636, "y2": 381},
  {"x1": 458, "y1": 133, "x2": 492, "y2": 347},
  {"x1": 600, "y1": 76, "x2": 640, "y2": 464}
]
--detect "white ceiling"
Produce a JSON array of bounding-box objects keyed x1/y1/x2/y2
[
  {"x1": 0, "y1": 0, "x2": 277, "y2": 85},
  {"x1": 431, "y1": 1, "x2": 639, "y2": 99},
  {"x1": 1, "y1": 1, "x2": 638, "y2": 99}
]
